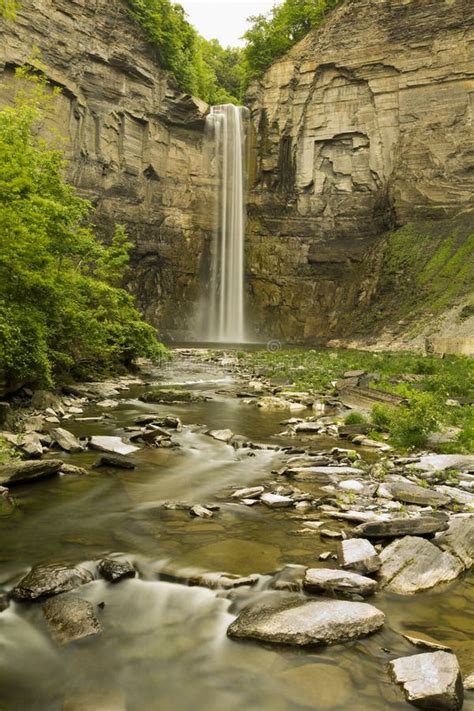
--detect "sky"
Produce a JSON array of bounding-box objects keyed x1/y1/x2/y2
[{"x1": 178, "y1": 1, "x2": 277, "y2": 47}]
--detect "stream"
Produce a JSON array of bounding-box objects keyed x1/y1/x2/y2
[{"x1": 0, "y1": 353, "x2": 472, "y2": 710}]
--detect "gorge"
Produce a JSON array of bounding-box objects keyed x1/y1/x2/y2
[{"x1": 0, "y1": 0, "x2": 472, "y2": 348}]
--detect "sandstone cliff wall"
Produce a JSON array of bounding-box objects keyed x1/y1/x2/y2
[
  {"x1": 246, "y1": 0, "x2": 474, "y2": 341},
  {"x1": 0, "y1": 0, "x2": 213, "y2": 338}
]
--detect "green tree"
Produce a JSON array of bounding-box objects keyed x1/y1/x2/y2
[{"x1": 0, "y1": 69, "x2": 165, "y2": 390}]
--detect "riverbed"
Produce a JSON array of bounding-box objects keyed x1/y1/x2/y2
[{"x1": 0, "y1": 353, "x2": 472, "y2": 710}]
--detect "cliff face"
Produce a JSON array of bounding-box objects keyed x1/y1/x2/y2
[
  {"x1": 0, "y1": 0, "x2": 213, "y2": 338},
  {"x1": 246, "y1": 0, "x2": 474, "y2": 341}
]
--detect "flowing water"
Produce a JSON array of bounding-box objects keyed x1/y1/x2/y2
[
  {"x1": 206, "y1": 105, "x2": 248, "y2": 343},
  {"x1": 0, "y1": 354, "x2": 472, "y2": 710}
]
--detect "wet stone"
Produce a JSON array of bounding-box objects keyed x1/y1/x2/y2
[
  {"x1": 227, "y1": 597, "x2": 385, "y2": 646},
  {"x1": 390, "y1": 651, "x2": 463, "y2": 710},
  {"x1": 231, "y1": 486, "x2": 264, "y2": 499},
  {"x1": 98, "y1": 559, "x2": 135, "y2": 583},
  {"x1": 60, "y1": 463, "x2": 89, "y2": 477},
  {"x1": 50, "y1": 428, "x2": 84, "y2": 453},
  {"x1": 303, "y1": 568, "x2": 377, "y2": 597},
  {"x1": 92, "y1": 455, "x2": 136, "y2": 470},
  {"x1": 0, "y1": 459, "x2": 63, "y2": 486},
  {"x1": 12, "y1": 563, "x2": 94, "y2": 600},
  {"x1": 208, "y1": 429, "x2": 234, "y2": 442},
  {"x1": 43, "y1": 595, "x2": 103, "y2": 645},
  {"x1": 189, "y1": 505, "x2": 214, "y2": 519},
  {"x1": 139, "y1": 388, "x2": 205, "y2": 404}
]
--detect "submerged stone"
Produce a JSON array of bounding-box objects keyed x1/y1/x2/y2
[
  {"x1": 227, "y1": 597, "x2": 385, "y2": 646},
  {"x1": 43, "y1": 595, "x2": 103, "y2": 645},
  {"x1": 390, "y1": 651, "x2": 463, "y2": 710}
]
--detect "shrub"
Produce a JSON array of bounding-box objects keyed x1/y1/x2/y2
[{"x1": 344, "y1": 412, "x2": 367, "y2": 425}]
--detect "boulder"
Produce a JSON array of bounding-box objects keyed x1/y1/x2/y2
[
  {"x1": 97, "y1": 559, "x2": 135, "y2": 583},
  {"x1": 389, "y1": 651, "x2": 463, "y2": 710},
  {"x1": 50, "y1": 428, "x2": 83, "y2": 453},
  {"x1": 89, "y1": 437, "x2": 139, "y2": 456},
  {"x1": 227, "y1": 597, "x2": 385, "y2": 646},
  {"x1": 31, "y1": 390, "x2": 63, "y2": 411},
  {"x1": 0, "y1": 459, "x2": 63, "y2": 486},
  {"x1": 92, "y1": 455, "x2": 136, "y2": 470},
  {"x1": 387, "y1": 482, "x2": 450, "y2": 508},
  {"x1": 43, "y1": 595, "x2": 103, "y2": 645},
  {"x1": 139, "y1": 388, "x2": 205, "y2": 404},
  {"x1": 303, "y1": 568, "x2": 377, "y2": 597},
  {"x1": 379, "y1": 536, "x2": 463, "y2": 594},
  {"x1": 354, "y1": 515, "x2": 449, "y2": 539},
  {"x1": 12, "y1": 563, "x2": 94, "y2": 600},
  {"x1": 18, "y1": 432, "x2": 44, "y2": 458},
  {"x1": 435, "y1": 515, "x2": 474, "y2": 569},
  {"x1": 340, "y1": 538, "x2": 381, "y2": 574}
]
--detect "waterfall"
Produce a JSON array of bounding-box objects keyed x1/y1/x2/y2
[{"x1": 206, "y1": 104, "x2": 248, "y2": 343}]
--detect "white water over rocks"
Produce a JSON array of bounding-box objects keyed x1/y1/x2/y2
[{"x1": 206, "y1": 105, "x2": 248, "y2": 343}]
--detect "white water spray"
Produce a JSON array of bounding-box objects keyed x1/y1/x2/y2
[{"x1": 206, "y1": 105, "x2": 248, "y2": 343}]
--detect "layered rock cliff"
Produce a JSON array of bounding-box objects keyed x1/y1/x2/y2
[
  {"x1": 0, "y1": 0, "x2": 213, "y2": 338},
  {"x1": 246, "y1": 0, "x2": 474, "y2": 342}
]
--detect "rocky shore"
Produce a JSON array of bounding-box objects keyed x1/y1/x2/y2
[{"x1": 0, "y1": 348, "x2": 473, "y2": 710}]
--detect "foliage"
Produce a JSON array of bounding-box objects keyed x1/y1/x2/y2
[
  {"x1": 0, "y1": 0, "x2": 17, "y2": 20},
  {"x1": 0, "y1": 69, "x2": 166, "y2": 390},
  {"x1": 0, "y1": 436, "x2": 17, "y2": 464},
  {"x1": 344, "y1": 412, "x2": 367, "y2": 425},
  {"x1": 241, "y1": 0, "x2": 342, "y2": 86},
  {"x1": 239, "y1": 348, "x2": 474, "y2": 453},
  {"x1": 126, "y1": 0, "x2": 242, "y2": 103}
]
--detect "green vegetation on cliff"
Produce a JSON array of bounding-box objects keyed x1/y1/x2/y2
[
  {"x1": 239, "y1": 349, "x2": 474, "y2": 453},
  {"x1": 242, "y1": 0, "x2": 342, "y2": 84},
  {"x1": 0, "y1": 70, "x2": 165, "y2": 391},
  {"x1": 126, "y1": 0, "x2": 242, "y2": 103}
]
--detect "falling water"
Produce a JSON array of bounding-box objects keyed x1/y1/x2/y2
[{"x1": 206, "y1": 105, "x2": 248, "y2": 343}]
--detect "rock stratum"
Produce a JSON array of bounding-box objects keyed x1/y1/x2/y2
[
  {"x1": 0, "y1": 0, "x2": 473, "y2": 344},
  {"x1": 246, "y1": 0, "x2": 474, "y2": 343}
]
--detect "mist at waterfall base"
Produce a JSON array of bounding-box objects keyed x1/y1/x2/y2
[{"x1": 198, "y1": 104, "x2": 250, "y2": 344}]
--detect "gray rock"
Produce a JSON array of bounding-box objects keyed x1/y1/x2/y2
[
  {"x1": 261, "y1": 493, "x2": 294, "y2": 508},
  {"x1": 89, "y1": 436, "x2": 139, "y2": 456},
  {"x1": 379, "y1": 536, "x2": 463, "y2": 594},
  {"x1": 412, "y1": 455, "x2": 474, "y2": 473},
  {"x1": 12, "y1": 563, "x2": 94, "y2": 600},
  {"x1": 60, "y1": 464, "x2": 88, "y2": 477},
  {"x1": 0, "y1": 459, "x2": 63, "y2": 486},
  {"x1": 92, "y1": 455, "x2": 136, "y2": 470},
  {"x1": 18, "y1": 432, "x2": 44, "y2": 458},
  {"x1": 50, "y1": 428, "x2": 83, "y2": 453},
  {"x1": 43, "y1": 595, "x2": 103, "y2": 645},
  {"x1": 390, "y1": 651, "x2": 463, "y2": 710},
  {"x1": 436, "y1": 485, "x2": 474, "y2": 510},
  {"x1": 388, "y1": 482, "x2": 450, "y2": 508},
  {"x1": 97, "y1": 559, "x2": 135, "y2": 583},
  {"x1": 340, "y1": 538, "x2": 381, "y2": 574},
  {"x1": 464, "y1": 673, "x2": 474, "y2": 690},
  {"x1": 227, "y1": 597, "x2": 385, "y2": 646},
  {"x1": 208, "y1": 429, "x2": 234, "y2": 442},
  {"x1": 303, "y1": 568, "x2": 377, "y2": 597},
  {"x1": 435, "y1": 515, "x2": 474, "y2": 569},
  {"x1": 354, "y1": 515, "x2": 449, "y2": 539},
  {"x1": 189, "y1": 505, "x2": 214, "y2": 519}
]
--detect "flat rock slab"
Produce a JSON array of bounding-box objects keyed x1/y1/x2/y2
[
  {"x1": 12, "y1": 563, "x2": 94, "y2": 600},
  {"x1": 50, "y1": 428, "x2": 83, "y2": 453},
  {"x1": 435, "y1": 515, "x2": 474, "y2": 569},
  {"x1": 340, "y1": 538, "x2": 381, "y2": 574},
  {"x1": 208, "y1": 429, "x2": 233, "y2": 442},
  {"x1": 261, "y1": 493, "x2": 294, "y2": 508},
  {"x1": 139, "y1": 388, "x2": 205, "y2": 404},
  {"x1": 303, "y1": 568, "x2": 377, "y2": 597},
  {"x1": 98, "y1": 559, "x2": 135, "y2": 583},
  {"x1": 390, "y1": 651, "x2": 463, "y2": 710},
  {"x1": 227, "y1": 598, "x2": 385, "y2": 646},
  {"x1": 43, "y1": 595, "x2": 103, "y2": 645},
  {"x1": 232, "y1": 486, "x2": 265, "y2": 499},
  {"x1": 354, "y1": 515, "x2": 449, "y2": 539},
  {"x1": 0, "y1": 459, "x2": 63, "y2": 486},
  {"x1": 379, "y1": 536, "x2": 463, "y2": 594},
  {"x1": 436, "y1": 486, "x2": 474, "y2": 510},
  {"x1": 388, "y1": 482, "x2": 450, "y2": 508},
  {"x1": 412, "y1": 455, "x2": 474, "y2": 473},
  {"x1": 89, "y1": 437, "x2": 139, "y2": 456}
]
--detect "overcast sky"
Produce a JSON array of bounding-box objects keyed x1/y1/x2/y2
[{"x1": 178, "y1": 1, "x2": 277, "y2": 47}]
